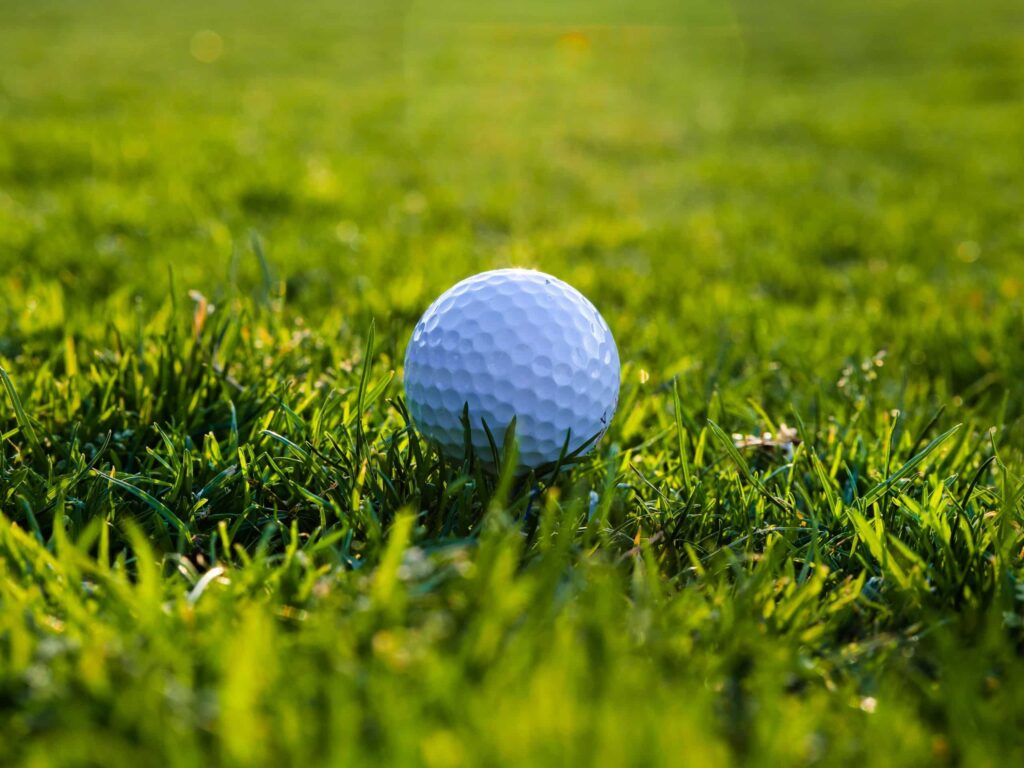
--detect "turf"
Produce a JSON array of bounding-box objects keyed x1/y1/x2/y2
[{"x1": 2, "y1": 0, "x2": 1024, "y2": 765}]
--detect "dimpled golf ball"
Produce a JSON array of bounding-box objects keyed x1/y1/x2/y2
[{"x1": 403, "y1": 268, "x2": 620, "y2": 469}]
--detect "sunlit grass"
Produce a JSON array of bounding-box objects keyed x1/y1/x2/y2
[{"x1": 1, "y1": 0, "x2": 1023, "y2": 765}]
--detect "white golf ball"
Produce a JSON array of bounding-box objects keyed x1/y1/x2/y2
[{"x1": 403, "y1": 268, "x2": 620, "y2": 469}]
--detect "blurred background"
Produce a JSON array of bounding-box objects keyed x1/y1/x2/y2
[{"x1": 1, "y1": 0, "x2": 1022, "y2": 417}]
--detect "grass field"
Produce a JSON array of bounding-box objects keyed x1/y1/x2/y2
[{"x1": 2, "y1": 0, "x2": 1024, "y2": 765}]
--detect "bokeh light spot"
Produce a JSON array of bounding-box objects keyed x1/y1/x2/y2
[{"x1": 190, "y1": 30, "x2": 224, "y2": 63}]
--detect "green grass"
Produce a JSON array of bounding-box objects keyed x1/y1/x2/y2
[{"x1": 2, "y1": 0, "x2": 1024, "y2": 765}]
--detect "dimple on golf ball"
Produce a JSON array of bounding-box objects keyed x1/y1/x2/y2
[{"x1": 403, "y1": 268, "x2": 620, "y2": 469}]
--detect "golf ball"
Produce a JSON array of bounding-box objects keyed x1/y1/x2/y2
[{"x1": 403, "y1": 268, "x2": 620, "y2": 469}]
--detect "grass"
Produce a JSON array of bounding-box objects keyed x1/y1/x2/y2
[{"x1": 2, "y1": 0, "x2": 1024, "y2": 765}]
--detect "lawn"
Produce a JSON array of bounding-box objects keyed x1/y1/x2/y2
[{"x1": 2, "y1": 0, "x2": 1024, "y2": 765}]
